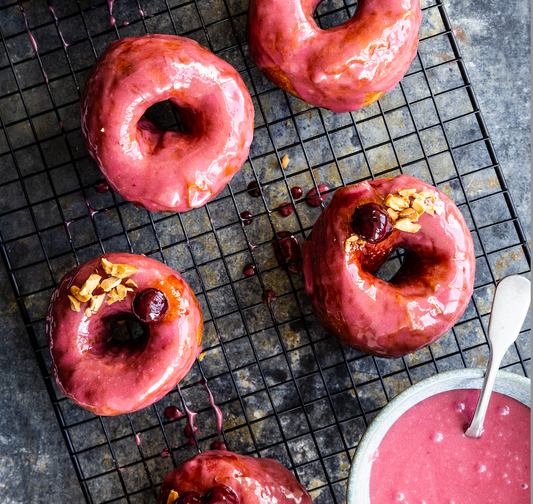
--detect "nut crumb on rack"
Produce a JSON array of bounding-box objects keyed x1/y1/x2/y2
[{"x1": 281, "y1": 154, "x2": 290, "y2": 169}]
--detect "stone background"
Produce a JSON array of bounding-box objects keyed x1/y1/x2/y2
[{"x1": 0, "y1": 0, "x2": 529, "y2": 502}]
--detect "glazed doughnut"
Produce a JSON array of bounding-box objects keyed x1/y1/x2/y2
[
  {"x1": 46, "y1": 253, "x2": 203, "y2": 415},
  {"x1": 302, "y1": 174, "x2": 475, "y2": 358},
  {"x1": 80, "y1": 34, "x2": 254, "y2": 213},
  {"x1": 156, "y1": 447, "x2": 312, "y2": 504},
  {"x1": 247, "y1": 0, "x2": 422, "y2": 112}
]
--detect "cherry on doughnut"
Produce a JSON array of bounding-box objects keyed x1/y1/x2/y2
[
  {"x1": 132, "y1": 288, "x2": 169, "y2": 323},
  {"x1": 176, "y1": 492, "x2": 203, "y2": 504},
  {"x1": 351, "y1": 203, "x2": 393, "y2": 244},
  {"x1": 203, "y1": 485, "x2": 239, "y2": 504}
]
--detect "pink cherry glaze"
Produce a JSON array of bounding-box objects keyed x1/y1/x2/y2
[
  {"x1": 156, "y1": 450, "x2": 312, "y2": 504},
  {"x1": 80, "y1": 35, "x2": 254, "y2": 213},
  {"x1": 302, "y1": 174, "x2": 476, "y2": 358},
  {"x1": 45, "y1": 253, "x2": 203, "y2": 415},
  {"x1": 247, "y1": 0, "x2": 422, "y2": 112}
]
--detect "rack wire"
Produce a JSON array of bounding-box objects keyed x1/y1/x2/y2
[{"x1": 0, "y1": 0, "x2": 530, "y2": 502}]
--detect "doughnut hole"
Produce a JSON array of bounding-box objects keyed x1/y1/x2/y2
[
  {"x1": 373, "y1": 248, "x2": 405, "y2": 282},
  {"x1": 313, "y1": 0, "x2": 359, "y2": 30},
  {"x1": 142, "y1": 100, "x2": 187, "y2": 133}
]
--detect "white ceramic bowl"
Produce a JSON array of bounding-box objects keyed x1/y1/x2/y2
[{"x1": 347, "y1": 368, "x2": 531, "y2": 504}]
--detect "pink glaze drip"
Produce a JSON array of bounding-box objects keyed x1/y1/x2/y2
[
  {"x1": 247, "y1": 0, "x2": 422, "y2": 112},
  {"x1": 123, "y1": 21, "x2": 129, "y2": 26},
  {"x1": 45, "y1": 253, "x2": 203, "y2": 416},
  {"x1": 48, "y1": 5, "x2": 70, "y2": 48},
  {"x1": 200, "y1": 378, "x2": 223, "y2": 435},
  {"x1": 64, "y1": 219, "x2": 74, "y2": 241},
  {"x1": 370, "y1": 390, "x2": 531, "y2": 504},
  {"x1": 165, "y1": 404, "x2": 183, "y2": 420},
  {"x1": 19, "y1": 3, "x2": 38, "y2": 54},
  {"x1": 302, "y1": 174, "x2": 476, "y2": 358},
  {"x1": 95, "y1": 182, "x2": 110, "y2": 193},
  {"x1": 155, "y1": 450, "x2": 312, "y2": 504},
  {"x1": 273, "y1": 231, "x2": 302, "y2": 273},
  {"x1": 107, "y1": 0, "x2": 115, "y2": 26},
  {"x1": 178, "y1": 385, "x2": 199, "y2": 448},
  {"x1": 84, "y1": 198, "x2": 99, "y2": 217},
  {"x1": 160, "y1": 447, "x2": 171, "y2": 457},
  {"x1": 135, "y1": 433, "x2": 141, "y2": 446},
  {"x1": 80, "y1": 35, "x2": 254, "y2": 213}
]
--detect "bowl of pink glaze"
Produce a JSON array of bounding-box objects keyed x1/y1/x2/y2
[{"x1": 347, "y1": 368, "x2": 531, "y2": 504}]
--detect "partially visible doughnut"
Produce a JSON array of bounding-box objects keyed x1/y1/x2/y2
[
  {"x1": 46, "y1": 253, "x2": 203, "y2": 415},
  {"x1": 302, "y1": 174, "x2": 476, "y2": 358},
  {"x1": 247, "y1": 0, "x2": 422, "y2": 112},
  {"x1": 80, "y1": 34, "x2": 254, "y2": 213},
  {"x1": 156, "y1": 447, "x2": 312, "y2": 504}
]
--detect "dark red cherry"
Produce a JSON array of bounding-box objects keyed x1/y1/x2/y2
[
  {"x1": 272, "y1": 231, "x2": 302, "y2": 273},
  {"x1": 132, "y1": 288, "x2": 169, "y2": 323},
  {"x1": 291, "y1": 186, "x2": 303, "y2": 199},
  {"x1": 243, "y1": 263, "x2": 256, "y2": 277},
  {"x1": 305, "y1": 184, "x2": 330, "y2": 207},
  {"x1": 262, "y1": 290, "x2": 277, "y2": 305},
  {"x1": 247, "y1": 181, "x2": 261, "y2": 197},
  {"x1": 211, "y1": 440, "x2": 227, "y2": 450},
  {"x1": 240, "y1": 211, "x2": 253, "y2": 225},
  {"x1": 203, "y1": 485, "x2": 239, "y2": 504},
  {"x1": 350, "y1": 202, "x2": 393, "y2": 244},
  {"x1": 176, "y1": 491, "x2": 203, "y2": 504},
  {"x1": 184, "y1": 425, "x2": 198, "y2": 437},
  {"x1": 164, "y1": 405, "x2": 183, "y2": 420},
  {"x1": 278, "y1": 202, "x2": 294, "y2": 217}
]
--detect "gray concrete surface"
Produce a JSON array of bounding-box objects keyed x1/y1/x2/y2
[{"x1": 0, "y1": 0, "x2": 529, "y2": 502}]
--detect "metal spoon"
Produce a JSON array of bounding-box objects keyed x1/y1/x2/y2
[{"x1": 464, "y1": 274, "x2": 531, "y2": 438}]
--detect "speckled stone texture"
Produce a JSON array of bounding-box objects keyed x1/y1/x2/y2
[{"x1": 0, "y1": 0, "x2": 529, "y2": 503}]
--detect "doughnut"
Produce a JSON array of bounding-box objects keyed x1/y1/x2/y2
[
  {"x1": 156, "y1": 447, "x2": 312, "y2": 504},
  {"x1": 80, "y1": 34, "x2": 254, "y2": 213},
  {"x1": 247, "y1": 0, "x2": 422, "y2": 112},
  {"x1": 45, "y1": 253, "x2": 203, "y2": 415},
  {"x1": 302, "y1": 174, "x2": 475, "y2": 358}
]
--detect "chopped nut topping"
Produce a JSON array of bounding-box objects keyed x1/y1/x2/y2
[
  {"x1": 70, "y1": 285, "x2": 91, "y2": 303},
  {"x1": 167, "y1": 490, "x2": 180, "y2": 504},
  {"x1": 89, "y1": 293, "x2": 105, "y2": 313},
  {"x1": 101, "y1": 276, "x2": 122, "y2": 292},
  {"x1": 387, "y1": 207, "x2": 399, "y2": 221},
  {"x1": 384, "y1": 194, "x2": 410, "y2": 211},
  {"x1": 101, "y1": 257, "x2": 114, "y2": 275},
  {"x1": 85, "y1": 308, "x2": 93, "y2": 317},
  {"x1": 68, "y1": 295, "x2": 80, "y2": 312},
  {"x1": 419, "y1": 190, "x2": 435, "y2": 201},
  {"x1": 411, "y1": 199, "x2": 426, "y2": 215},
  {"x1": 433, "y1": 205, "x2": 444, "y2": 215},
  {"x1": 101, "y1": 257, "x2": 138, "y2": 278},
  {"x1": 281, "y1": 154, "x2": 290, "y2": 169},
  {"x1": 398, "y1": 188, "x2": 417, "y2": 197},
  {"x1": 345, "y1": 234, "x2": 361, "y2": 252},
  {"x1": 116, "y1": 284, "x2": 127, "y2": 301},
  {"x1": 399, "y1": 207, "x2": 419, "y2": 221},
  {"x1": 394, "y1": 218, "x2": 421, "y2": 233},
  {"x1": 425, "y1": 206, "x2": 435, "y2": 216},
  {"x1": 124, "y1": 279, "x2": 138, "y2": 289},
  {"x1": 79, "y1": 274, "x2": 101, "y2": 297},
  {"x1": 107, "y1": 288, "x2": 120, "y2": 305}
]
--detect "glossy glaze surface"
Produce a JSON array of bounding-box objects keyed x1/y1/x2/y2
[
  {"x1": 156, "y1": 448, "x2": 312, "y2": 504},
  {"x1": 370, "y1": 389, "x2": 531, "y2": 504},
  {"x1": 46, "y1": 253, "x2": 203, "y2": 415},
  {"x1": 247, "y1": 0, "x2": 421, "y2": 112},
  {"x1": 80, "y1": 35, "x2": 254, "y2": 213},
  {"x1": 302, "y1": 174, "x2": 475, "y2": 358}
]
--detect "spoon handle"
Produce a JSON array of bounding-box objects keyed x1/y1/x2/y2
[{"x1": 464, "y1": 275, "x2": 530, "y2": 438}]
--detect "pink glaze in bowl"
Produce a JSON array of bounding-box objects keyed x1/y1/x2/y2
[
  {"x1": 302, "y1": 174, "x2": 476, "y2": 358},
  {"x1": 80, "y1": 34, "x2": 254, "y2": 213},
  {"x1": 46, "y1": 253, "x2": 203, "y2": 416},
  {"x1": 247, "y1": 0, "x2": 422, "y2": 112}
]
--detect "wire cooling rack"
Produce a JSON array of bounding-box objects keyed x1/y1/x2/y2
[{"x1": 0, "y1": 0, "x2": 530, "y2": 502}]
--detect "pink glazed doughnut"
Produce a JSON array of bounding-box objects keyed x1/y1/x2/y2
[
  {"x1": 156, "y1": 448, "x2": 312, "y2": 504},
  {"x1": 46, "y1": 253, "x2": 203, "y2": 416},
  {"x1": 302, "y1": 175, "x2": 475, "y2": 358},
  {"x1": 80, "y1": 35, "x2": 254, "y2": 213},
  {"x1": 247, "y1": 0, "x2": 422, "y2": 113}
]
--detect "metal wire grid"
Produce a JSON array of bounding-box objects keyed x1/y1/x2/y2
[{"x1": 0, "y1": 0, "x2": 530, "y2": 502}]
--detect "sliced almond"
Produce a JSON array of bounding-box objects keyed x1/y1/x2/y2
[
  {"x1": 384, "y1": 194, "x2": 409, "y2": 211},
  {"x1": 70, "y1": 285, "x2": 92, "y2": 303},
  {"x1": 79, "y1": 274, "x2": 101, "y2": 297},
  {"x1": 419, "y1": 190, "x2": 435, "y2": 200},
  {"x1": 387, "y1": 207, "x2": 399, "y2": 221},
  {"x1": 68, "y1": 295, "x2": 80, "y2": 312},
  {"x1": 425, "y1": 206, "x2": 435, "y2": 216},
  {"x1": 398, "y1": 188, "x2": 417, "y2": 197},
  {"x1": 167, "y1": 490, "x2": 180, "y2": 504},
  {"x1": 124, "y1": 279, "x2": 138, "y2": 289},
  {"x1": 101, "y1": 257, "x2": 114, "y2": 275},
  {"x1": 399, "y1": 207, "x2": 419, "y2": 221},
  {"x1": 344, "y1": 234, "x2": 360, "y2": 252},
  {"x1": 85, "y1": 307, "x2": 93, "y2": 317},
  {"x1": 107, "y1": 287, "x2": 120, "y2": 305},
  {"x1": 101, "y1": 276, "x2": 122, "y2": 292},
  {"x1": 112, "y1": 264, "x2": 138, "y2": 279},
  {"x1": 281, "y1": 154, "x2": 290, "y2": 169},
  {"x1": 90, "y1": 293, "x2": 105, "y2": 313},
  {"x1": 394, "y1": 218, "x2": 421, "y2": 233},
  {"x1": 411, "y1": 199, "x2": 426, "y2": 216},
  {"x1": 116, "y1": 284, "x2": 127, "y2": 301}
]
